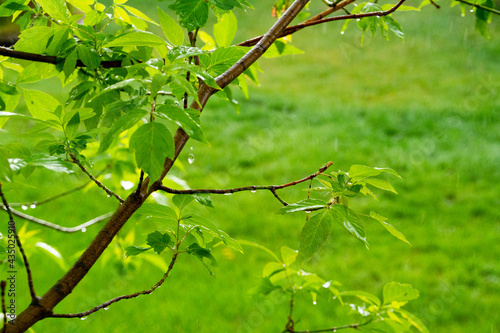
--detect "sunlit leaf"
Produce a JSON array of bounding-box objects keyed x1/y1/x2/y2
[
  {"x1": 158, "y1": 7, "x2": 184, "y2": 46},
  {"x1": 299, "y1": 210, "x2": 334, "y2": 262},
  {"x1": 383, "y1": 281, "x2": 419, "y2": 305}
]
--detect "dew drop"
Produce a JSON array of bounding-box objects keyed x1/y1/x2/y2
[
  {"x1": 305, "y1": 210, "x2": 311, "y2": 214},
  {"x1": 104, "y1": 307, "x2": 109, "y2": 311},
  {"x1": 80, "y1": 316, "x2": 88, "y2": 321},
  {"x1": 313, "y1": 301, "x2": 317, "y2": 305},
  {"x1": 107, "y1": 194, "x2": 111, "y2": 198},
  {"x1": 81, "y1": 228, "x2": 87, "y2": 233},
  {"x1": 190, "y1": 146, "x2": 194, "y2": 150},
  {"x1": 250, "y1": 190, "x2": 257, "y2": 193},
  {"x1": 470, "y1": 9, "x2": 474, "y2": 12},
  {"x1": 30, "y1": 204, "x2": 36, "y2": 209},
  {"x1": 224, "y1": 192, "x2": 232, "y2": 196},
  {"x1": 356, "y1": 18, "x2": 360, "y2": 21},
  {"x1": 21, "y1": 205, "x2": 28, "y2": 210},
  {"x1": 340, "y1": 31, "x2": 344, "y2": 35},
  {"x1": 188, "y1": 154, "x2": 195, "y2": 164}
]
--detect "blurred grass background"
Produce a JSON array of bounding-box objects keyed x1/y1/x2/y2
[{"x1": 1, "y1": 0, "x2": 500, "y2": 332}]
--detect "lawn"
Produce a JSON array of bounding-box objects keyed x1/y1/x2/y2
[{"x1": 1, "y1": 1, "x2": 499, "y2": 332}]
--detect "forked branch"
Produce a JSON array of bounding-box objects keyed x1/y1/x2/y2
[{"x1": 156, "y1": 161, "x2": 333, "y2": 206}]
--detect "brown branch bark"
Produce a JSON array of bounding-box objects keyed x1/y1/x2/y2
[{"x1": 4, "y1": 1, "x2": 311, "y2": 332}]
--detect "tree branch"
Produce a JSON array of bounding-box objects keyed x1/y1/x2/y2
[
  {"x1": 156, "y1": 161, "x2": 333, "y2": 206},
  {"x1": 3, "y1": 209, "x2": 113, "y2": 233},
  {"x1": 1, "y1": 280, "x2": 6, "y2": 331},
  {"x1": 237, "y1": 0, "x2": 407, "y2": 47},
  {"x1": 284, "y1": 323, "x2": 362, "y2": 332},
  {"x1": 0, "y1": 184, "x2": 37, "y2": 301},
  {"x1": 68, "y1": 153, "x2": 124, "y2": 204},
  {"x1": 49, "y1": 252, "x2": 178, "y2": 319},
  {"x1": 455, "y1": 0, "x2": 500, "y2": 15},
  {"x1": 6, "y1": 2, "x2": 312, "y2": 331},
  {"x1": 0, "y1": 46, "x2": 122, "y2": 68}
]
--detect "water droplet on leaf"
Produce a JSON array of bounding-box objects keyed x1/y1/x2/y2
[
  {"x1": 104, "y1": 307, "x2": 109, "y2": 310},
  {"x1": 21, "y1": 205, "x2": 28, "y2": 210},
  {"x1": 250, "y1": 190, "x2": 256, "y2": 193},
  {"x1": 81, "y1": 316, "x2": 88, "y2": 320},
  {"x1": 341, "y1": 31, "x2": 345, "y2": 35},
  {"x1": 313, "y1": 301, "x2": 317, "y2": 305},
  {"x1": 224, "y1": 193, "x2": 232, "y2": 196},
  {"x1": 107, "y1": 194, "x2": 111, "y2": 198},
  {"x1": 30, "y1": 204, "x2": 36, "y2": 209},
  {"x1": 81, "y1": 228, "x2": 87, "y2": 233},
  {"x1": 188, "y1": 154, "x2": 195, "y2": 164}
]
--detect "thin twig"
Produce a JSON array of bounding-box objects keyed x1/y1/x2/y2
[
  {"x1": 284, "y1": 323, "x2": 362, "y2": 332},
  {"x1": 0, "y1": 184, "x2": 37, "y2": 300},
  {"x1": 68, "y1": 153, "x2": 124, "y2": 204},
  {"x1": 156, "y1": 162, "x2": 333, "y2": 205},
  {"x1": 0, "y1": 46, "x2": 123, "y2": 67},
  {"x1": 237, "y1": 0, "x2": 407, "y2": 47},
  {"x1": 49, "y1": 252, "x2": 178, "y2": 318},
  {"x1": 6, "y1": 180, "x2": 92, "y2": 208},
  {"x1": 455, "y1": 0, "x2": 500, "y2": 15},
  {"x1": 1, "y1": 280, "x2": 6, "y2": 331},
  {"x1": 3, "y1": 209, "x2": 113, "y2": 233}
]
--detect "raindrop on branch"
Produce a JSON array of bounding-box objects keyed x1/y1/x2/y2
[
  {"x1": 81, "y1": 228, "x2": 87, "y2": 233},
  {"x1": 80, "y1": 317, "x2": 88, "y2": 321},
  {"x1": 188, "y1": 154, "x2": 195, "y2": 164},
  {"x1": 224, "y1": 192, "x2": 232, "y2": 196},
  {"x1": 104, "y1": 307, "x2": 109, "y2": 311},
  {"x1": 29, "y1": 204, "x2": 36, "y2": 209},
  {"x1": 21, "y1": 205, "x2": 28, "y2": 210},
  {"x1": 250, "y1": 190, "x2": 257, "y2": 193}
]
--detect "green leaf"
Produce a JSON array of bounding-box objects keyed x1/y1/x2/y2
[
  {"x1": 364, "y1": 178, "x2": 398, "y2": 193},
  {"x1": 348, "y1": 164, "x2": 401, "y2": 180},
  {"x1": 158, "y1": 7, "x2": 185, "y2": 46},
  {"x1": 104, "y1": 32, "x2": 166, "y2": 47},
  {"x1": 99, "y1": 109, "x2": 147, "y2": 153},
  {"x1": 14, "y1": 27, "x2": 54, "y2": 54},
  {"x1": 0, "y1": 111, "x2": 57, "y2": 128},
  {"x1": 383, "y1": 16, "x2": 404, "y2": 39},
  {"x1": 37, "y1": 0, "x2": 70, "y2": 23},
  {"x1": 281, "y1": 246, "x2": 298, "y2": 266},
  {"x1": 169, "y1": 0, "x2": 209, "y2": 31},
  {"x1": 147, "y1": 231, "x2": 172, "y2": 254},
  {"x1": 191, "y1": 193, "x2": 214, "y2": 208},
  {"x1": 64, "y1": 111, "x2": 80, "y2": 140},
  {"x1": 275, "y1": 198, "x2": 327, "y2": 214},
  {"x1": 168, "y1": 63, "x2": 220, "y2": 89},
  {"x1": 22, "y1": 89, "x2": 62, "y2": 123},
  {"x1": 383, "y1": 282, "x2": 419, "y2": 305},
  {"x1": 331, "y1": 205, "x2": 369, "y2": 248},
  {"x1": 156, "y1": 104, "x2": 208, "y2": 144},
  {"x1": 475, "y1": 0, "x2": 494, "y2": 38},
  {"x1": 129, "y1": 122, "x2": 174, "y2": 181},
  {"x1": 340, "y1": 290, "x2": 381, "y2": 307},
  {"x1": 0, "y1": 146, "x2": 13, "y2": 182},
  {"x1": 173, "y1": 194, "x2": 194, "y2": 211},
  {"x1": 63, "y1": 49, "x2": 78, "y2": 82},
  {"x1": 137, "y1": 203, "x2": 178, "y2": 220},
  {"x1": 393, "y1": 308, "x2": 430, "y2": 333},
  {"x1": 370, "y1": 211, "x2": 410, "y2": 245},
  {"x1": 122, "y1": 5, "x2": 157, "y2": 24},
  {"x1": 0, "y1": 0, "x2": 31, "y2": 17},
  {"x1": 26, "y1": 155, "x2": 74, "y2": 174},
  {"x1": 213, "y1": 11, "x2": 237, "y2": 47},
  {"x1": 125, "y1": 245, "x2": 151, "y2": 257},
  {"x1": 186, "y1": 243, "x2": 218, "y2": 275},
  {"x1": 77, "y1": 45, "x2": 101, "y2": 71},
  {"x1": 299, "y1": 210, "x2": 334, "y2": 262},
  {"x1": 167, "y1": 46, "x2": 206, "y2": 62}
]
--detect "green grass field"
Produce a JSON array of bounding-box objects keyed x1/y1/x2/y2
[{"x1": 2, "y1": 1, "x2": 500, "y2": 332}]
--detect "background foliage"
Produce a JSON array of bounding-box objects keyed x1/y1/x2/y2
[{"x1": 0, "y1": 0, "x2": 499, "y2": 332}]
